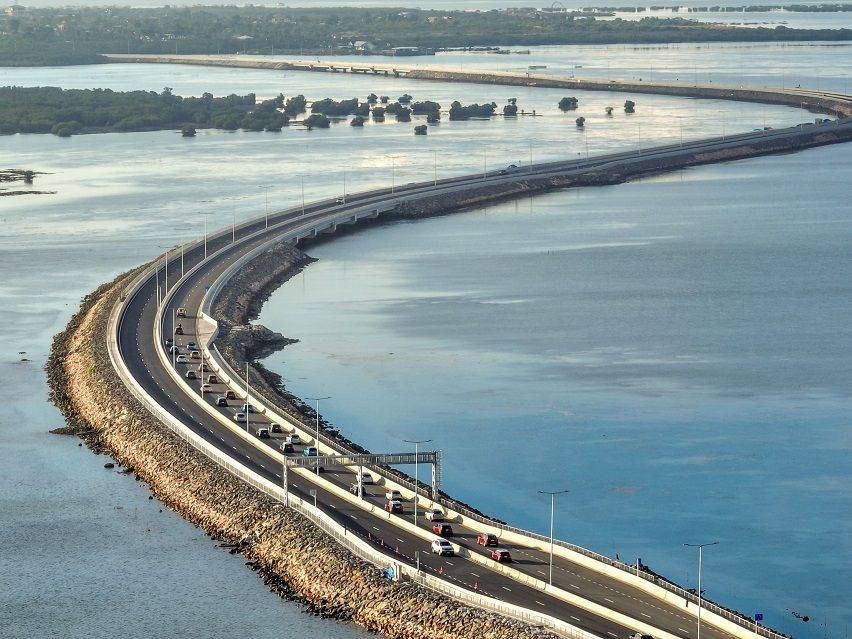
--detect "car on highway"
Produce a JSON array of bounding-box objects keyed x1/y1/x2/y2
[
  {"x1": 198, "y1": 362, "x2": 209, "y2": 372},
  {"x1": 285, "y1": 434, "x2": 301, "y2": 445},
  {"x1": 281, "y1": 442, "x2": 294, "y2": 454},
  {"x1": 190, "y1": 351, "x2": 202, "y2": 360},
  {"x1": 225, "y1": 390, "x2": 237, "y2": 400},
  {"x1": 384, "y1": 499, "x2": 403, "y2": 513},
  {"x1": 477, "y1": 533, "x2": 498, "y2": 547},
  {"x1": 175, "y1": 324, "x2": 184, "y2": 335},
  {"x1": 176, "y1": 354, "x2": 188, "y2": 363},
  {"x1": 164, "y1": 338, "x2": 173, "y2": 348},
  {"x1": 349, "y1": 482, "x2": 362, "y2": 495},
  {"x1": 303, "y1": 446, "x2": 318, "y2": 457},
  {"x1": 200, "y1": 383, "x2": 212, "y2": 394},
  {"x1": 385, "y1": 490, "x2": 402, "y2": 501},
  {"x1": 499, "y1": 163, "x2": 521, "y2": 175},
  {"x1": 185, "y1": 370, "x2": 197, "y2": 380},
  {"x1": 431, "y1": 539, "x2": 454, "y2": 556},
  {"x1": 256, "y1": 427, "x2": 270, "y2": 439},
  {"x1": 233, "y1": 412, "x2": 247, "y2": 423},
  {"x1": 629, "y1": 634, "x2": 653, "y2": 639},
  {"x1": 432, "y1": 523, "x2": 453, "y2": 537},
  {"x1": 216, "y1": 396, "x2": 228, "y2": 407},
  {"x1": 240, "y1": 404, "x2": 256, "y2": 413},
  {"x1": 335, "y1": 197, "x2": 344, "y2": 204},
  {"x1": 490, "y1": 548, "x2": 512, "y2": 563},
  {"x1": 168, "y1": 345, "x2": 180, "y2": 354},
  {"x1": 358, "y1": 471, "x2": 374, "y2": 485},
  {"x1": 270, "y1": 422, "x2": 282, "y2": 434},
  {"x1": 207, "y1": 374, "x2": 218, "y2": 384},
  {"x1": 186, "y1": 342, "x2": 198, "y2": 351},
  {"x1": 425, "y1": 508, "x2": 444, "y2": 522},
  {"x1": 176, "y1": 307, "x2": 187, "y2": 317}
]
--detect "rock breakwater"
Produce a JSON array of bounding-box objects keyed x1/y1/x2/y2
[{"x1": 47, "y1": 265, "x2": 558, "y2": 639}]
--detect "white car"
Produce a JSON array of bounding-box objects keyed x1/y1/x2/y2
[
  {"x1": 431, "y1": 539, "x2": 454, "y2": 556},
  {"x1": 176, "y1": 354, "x2": 188, "y2": 363},
  {"x1": 233, "y1": 412, "x2": 247, "y2": 423},
  {"x1": 425, "y1": 508, "x2": 444, "y2": 522},
  {"x1": 200, "y1": 384, "x2": 212, "y2": 394},
  {"x1": 285, "y1": 434, "x2": 301, "y2": 445},
  {"x1": 385, "y1": 490, "x2": 402, "y2": 501}
]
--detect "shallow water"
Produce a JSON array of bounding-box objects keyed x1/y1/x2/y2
[{"x1": 0, "y1": 53, "x2": 848, "y2": 638}]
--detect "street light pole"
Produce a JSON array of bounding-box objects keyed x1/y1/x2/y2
[
  {"x1": 264, "y1": 187, "x2": 269, "y2": 229},
  {"x1": 306, "y1": 396, "x2": 330, "y2": 474},
  {"x1": 404, "y1": 438, "x2": 432, "y2": 526},
  {"x1": 684, "y1": 541, "x2": 719, "y2": 639},
  {"x1": 538, "y1": 489, "x2": 569, "y2": 586},
  {"x1": 300, "y1": 175, "x2": 306, "y2": 215}
]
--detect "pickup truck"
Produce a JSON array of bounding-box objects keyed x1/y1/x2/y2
[{"x1": 425, "y1": 508, "x2": 444, "y2": 522}]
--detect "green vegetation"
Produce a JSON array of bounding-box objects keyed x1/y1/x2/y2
[
  {"x1": 350, "y1": 115, "x2": 366, "y2": 127},
  {"x1": 503, "y1": 98, "x2": 519, "y2": 117},
  {"x1": 448, "y1": 101, "x2": 497, "y2": 121},
  {"x1": 371, "y1": 107, "x2": 386, "y2": 122},
  {"x1": 414, "y1": 125, "x2": 428, "y2": 135},
  {"x1": 0, "y1": 86, "x2": 293, "y2": 136},
  {"x1": 303, "y1": 113, "x2": 330, "y2": 129},
  {"x1": 558, "y1": 97, "x2": 580, "y2": 111},
  {"x1": 411, "y1": 101, "x2": 441, "y2": 115},
  {"x1": 1, "y1": 6, "x2": 850, "y2": 67},
  {"x1": 624, "y1": 100, "x2": 636, "y2": 113},
  {"x1": 311, "y1": 98, "x2": 369, "y2": 117}
]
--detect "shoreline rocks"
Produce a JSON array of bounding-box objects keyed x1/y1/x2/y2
[{"x1": 46, "y1": 265, "x2": 559, "y2": 639}]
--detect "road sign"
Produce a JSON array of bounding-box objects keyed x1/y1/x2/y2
[{"x1": 755, "y1": 613, "x2": 764, "y2": 621}]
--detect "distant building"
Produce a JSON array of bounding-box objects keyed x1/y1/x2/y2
[
  {"x1": 4, "y1": 5, "x2": 25, "y2": 15},
  {"x1": 352, "y1": 40, "x2": 376, "y2": 53}
]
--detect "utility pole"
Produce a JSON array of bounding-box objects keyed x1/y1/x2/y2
[
  {"x1": 301, "y1": 175, "x2": 306, "y2": 214},
  {"x1": 538, "y1": 489, "x2": 569, "y2": 586},
  {"x1": 404, "y1": 438, "x2": 431, "y2": 526},
  {"x1": 245, "y1": 362, "x2": 251, "y2": 433},
  {"x1": 305, "y1": 396, "x2": 330, "y2": 474},
  {"x1": 684, "y1": 541, "x2": 719, "y2": 639}
]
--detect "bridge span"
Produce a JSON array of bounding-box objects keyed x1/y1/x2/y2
[{"x1": 108, "y1": 68, "x2": 852, "y2": 639}]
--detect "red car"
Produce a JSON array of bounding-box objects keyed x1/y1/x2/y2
[
  {"x1": 491, "y1": 548, "x2": 512, "y2": 563},
  {"x1": 384, "y1": 500, "x2": 403, "y2": 514},
  {"x1": 432, "y1": 523, "x2": 453, "y2": 537},
  {"x1": 477, "y1": 533, "x2": 498, "y2": 547},
  {"x1": 225, "y1": 390, "x2": 237, "y2": 400}
]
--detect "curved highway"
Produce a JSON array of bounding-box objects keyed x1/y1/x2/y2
[{"x1": 116, "y1": 108, "x2": 852, "y2": 639}]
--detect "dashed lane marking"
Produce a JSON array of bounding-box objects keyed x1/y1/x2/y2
[
  {"x1": 535, "y1": 600, "x2": 547, "y2": 607},
  {"x1": 570, "y1": 616, "x2": 582, "y2": 622},
  {"x1": 604, "y1": 597, "x2": 615, "y2": 603},
  {"x1": 470, "y1": 572, "x2": 480, "y2": 578},
  {"x1": 641, "y1": 613, "x2": 652, "y2": 619},
  {"x1": 569, "y1": 584, "x2": 581, "y2": 589},
  {"x1": 501, "y1": 586, "x2": 512, "y2": 592}
]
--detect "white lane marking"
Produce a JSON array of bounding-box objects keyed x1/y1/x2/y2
[
  {"x1": 372, "y1": 526, "x2": 380, "y2": 531},
  {"x1": 535, "y1": 600, "x2": 547, "y2": 607},
  {"x1": 470, "y1": 572, "x2": 481, "y2": 578},
  {"x1": 501, "y1": 586, "x2": 512, "y2": 592},
  {"x1": 445, "y1": 561, "x2": 454, "y2": 566},
  {"x1": 396, "y1": 538, "x2": 405, "y2": 543},
  {"x1": 607, "y1": 632, "x2": 618, "y2": 638},
  {"x1": 569, "y1": 584, "x2": 581, "y2": 589},
  {"x1": 570, "y1": 616, "x2": 582, "y2": 622},
  {"x1": 604, "y1": 597, "x2": 615, "y2": 603},
  {"x1": 678, "y1": 629, "x2": 690, "y2": 634},
  {"x1": 641, "y1": 613, "x2": 652, "y2": 619}
]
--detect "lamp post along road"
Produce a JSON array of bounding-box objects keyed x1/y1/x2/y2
[
  {"x1": 538, "y1": 489, "x2": 569, "y2": 586},
  {"x1": 684, "y1": 541, "x2": 719, "y2": 639},
  {"x1": 306, "y1": 396, "x2": 330, "y2": 474},
  {"x1": 404, "y1": 438, "x2": 432, "y2": 525}
]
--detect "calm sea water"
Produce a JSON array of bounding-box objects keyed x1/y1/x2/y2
[
  {"x1": 259, "y1": 147, "x2": 852, "y2": 639},
  {"x1": 0, "y1": 53, "x2": 847, "y2": 638}
]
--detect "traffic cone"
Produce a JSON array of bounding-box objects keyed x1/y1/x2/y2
[
  {"x1": 439, "y1": 566, "x2": 444, "y2": 575},
  {"x1": 474, "y1": 582, "x2": 478, "y2": 591}
]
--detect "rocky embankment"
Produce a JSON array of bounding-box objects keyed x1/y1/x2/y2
[{"x1": 47, "y1": 263, "x2": 555, "y2": 639}]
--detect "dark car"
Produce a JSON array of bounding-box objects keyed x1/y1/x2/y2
[
  {"x1": 185, "y1": 370, "x2": 197, "y2": 380},
  {"x1": 216, "y1": 396, "x2": 228, "y2": 407},
  {"x1": 432, "y1": 523, "x2": 453, "y2": 537},
  {"x1": 225, "y1": 390, "x2": 237, "y2": 400},
  {"x1": 270, "y1": 422, "x2": 282, "y2": 434},
  {"x1": 207, "y1": 374, "x2": 218, "y2": 384},
  {"x1": 281, "y1": 442, "x2": 294, "y2": 454},
  {"x1": 175, "y1": 324, "x2": 184, "y2": 335},
  {"x1": 165, "y1": 338, "x2": 173, "y2": 347}
]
